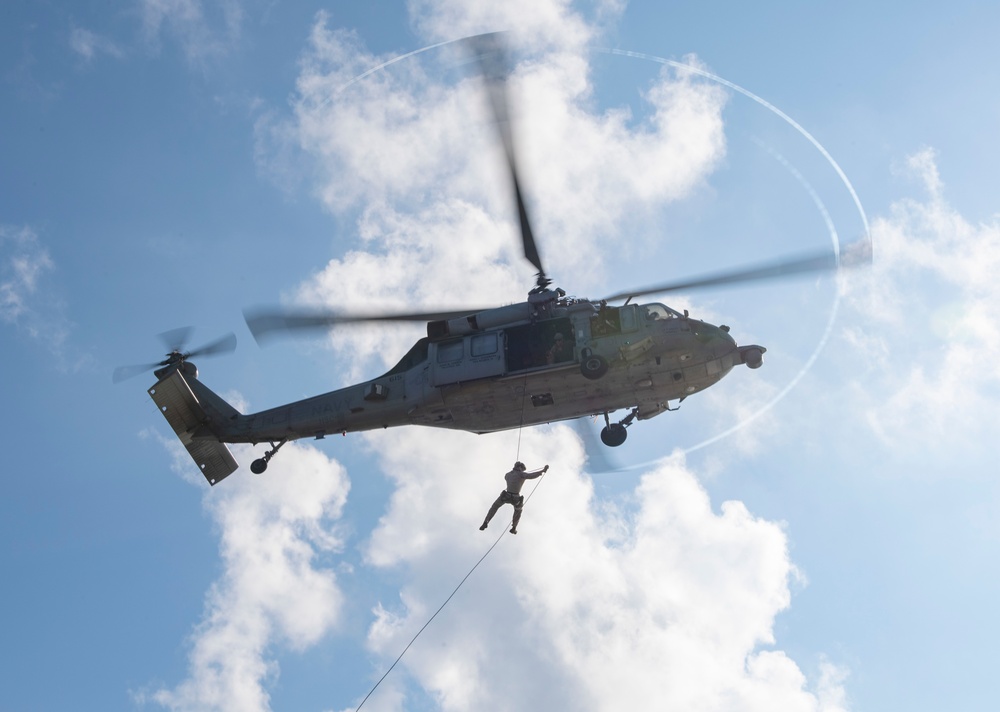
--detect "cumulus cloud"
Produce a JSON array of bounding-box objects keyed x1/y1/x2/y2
[
  {"x1": 352, "y1": 425, "x2": 844, "y2": 711},
  {"x1": 144, "y1": 438, "x2": 350, "y2": 712},
  {"x1": 842, "y1": 148, "x2": 1000, "y2": 449}
]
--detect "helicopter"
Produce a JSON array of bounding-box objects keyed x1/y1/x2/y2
[{"x1": 115, "y1": 34, "x2": 868, "y2": 485}]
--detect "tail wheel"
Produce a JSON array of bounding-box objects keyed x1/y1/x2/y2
[
  {"x1": 600, "y1": 423, "x2": 627, "y2": 447},
  {"x1": 581, "y1": 354, "x2": 608, "y2": 380}
]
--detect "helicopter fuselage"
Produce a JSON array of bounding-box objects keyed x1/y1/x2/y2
[
  {"x1": 217, "y1": 299, "x2": 762, "y2": 443},
  {"x1": 150, "y1": 297, "x2": 764, "y2": 485}
]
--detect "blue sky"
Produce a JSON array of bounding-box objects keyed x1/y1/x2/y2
[{"x1": 3, "y1": 1, "x2": 999, "y2": 711}]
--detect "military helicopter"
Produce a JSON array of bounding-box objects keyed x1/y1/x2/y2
[{"x1": 115, "y1": 34, "x2": 867, "y2": 485}]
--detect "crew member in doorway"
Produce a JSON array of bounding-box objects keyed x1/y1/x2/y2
[
  {"x1": 547, "y1": 332, "x2": 569, "y2": 364},
  {"x1": 480, "y1": 461, "x2": 549, "y2": 534}
]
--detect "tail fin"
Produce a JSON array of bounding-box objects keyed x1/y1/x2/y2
[{"x1": 148, "y1": 369, "x2": 241, "y2": 485}]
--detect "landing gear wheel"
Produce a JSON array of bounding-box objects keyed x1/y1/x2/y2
[
  {"x1": 249, "y1": 438, "x2": 287, "y2": 475},
  {"x1": 600, "y1": 423, "x2": 628, "y2": 447},
  {"x1": 581, "y1": 354, "x2": 608, "y2": 380}
]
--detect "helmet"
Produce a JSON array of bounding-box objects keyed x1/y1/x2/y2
[{"x1": 514, "y1": 461, "x2": 526, "y2": 471}]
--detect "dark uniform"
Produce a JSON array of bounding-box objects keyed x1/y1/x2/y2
[{"x1": 480, "y1": 461, "x2": 548, "y2": 534}]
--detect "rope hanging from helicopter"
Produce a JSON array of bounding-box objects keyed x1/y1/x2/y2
[
  {"x1": 354, "y1": 372, "x2": 546, "y2": 711},
  {"x1": 514, "y1": 369, "x2": 530, "y2": 461}
]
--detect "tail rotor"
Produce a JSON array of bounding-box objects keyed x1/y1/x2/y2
[{"x1": 112, "y1": 328, "x2": 236, "y2": 384}]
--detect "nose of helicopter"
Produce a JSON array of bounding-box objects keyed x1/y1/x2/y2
[
  {"x1": 714, "y1": 324, "x2": 737, "y2": 358},
  {"x1": 697, "y1": 322, "x2": 736, "y2": 350}
]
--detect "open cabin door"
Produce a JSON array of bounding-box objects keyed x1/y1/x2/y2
[
  {"x1": 430, "y1": 331, "x2": 506, "y2": 387},
  {"x1": 505, "y1": 317, "x2": 576, "y2": 372}
]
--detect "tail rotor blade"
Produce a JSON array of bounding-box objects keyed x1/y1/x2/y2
[
  {"x1": 186, "y1": 332, "x2": 237, "y2": 359},
  {"x1": 112, "y1": 361, "x2": 161, "y2": 384},
  {"x1": 157, "y1": 326, "x2": 194, "y2": 353},
  {"x1": 114, "y1": 329, "x2": 238, "y2": 384}
]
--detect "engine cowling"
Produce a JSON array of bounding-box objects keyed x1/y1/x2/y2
[{"x1": 427, "y1": 302, "x2": 534, "y2": 338}]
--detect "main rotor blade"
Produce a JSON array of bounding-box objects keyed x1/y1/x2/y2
[
  {"x1": 468, "y1": 33, "x2": 548, "y2": 288},
  {"x1": 244, "y1": 307, "x2": 485, "y2": 343},
  {"x1": 186, "y1": 332, "x2": 237, "y2": 360},
  {"x1": 601, "y1": 242, "x2": 871, "y2": 303}
]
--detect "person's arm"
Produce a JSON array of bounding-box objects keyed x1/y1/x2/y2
[{"x1": 525, "y1": 465, "x2": 549, "y2": 479}]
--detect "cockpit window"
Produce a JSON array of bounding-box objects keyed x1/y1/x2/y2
[
  {"x1": 644, "y1": 304, "x2": 672, "y2": 321},
  {"x1": 645, "y1": 303, "x2": 684, "y2": 319}
]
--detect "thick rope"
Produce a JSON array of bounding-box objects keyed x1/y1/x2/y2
[
  {"x1": 355, "y1": 371, "x2": 541, "y2": 710},
  {"x1": 353, "y1": 472, "x2": 547, "y2": 711},
  {"x1": 514, "y1": 371, "x2": 530, "y2": 461}
]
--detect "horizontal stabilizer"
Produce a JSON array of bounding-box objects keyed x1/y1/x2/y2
[{"x1": 148, "y1": 370, "x2": 239, "y2": 486}]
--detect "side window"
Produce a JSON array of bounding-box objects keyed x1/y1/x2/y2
[
  {"x1": 471, "y1": 332, "x2": 498, "y2": 357},
  {"x1": 620, "y1": 305, "x2": 637, "y2": 332},
  {"x1": 591, "y1": 307, "x2": 621, "y2": 337},
  {"x1": 437, "y1": 339, "x2": 464, "y2": 363}
]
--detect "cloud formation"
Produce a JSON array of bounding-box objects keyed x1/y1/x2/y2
[
  {"x1": 69, "y1": 27, "x2": 124, "y2": 62},
  {"x1": 354, "y1": 426, "x2": 844, "y2": 711},
  {"x1": 138, "y1": 0, "x2": 243, "y2": 62},
  {"x1": 147, "y1": 440, "x2": 350, "y2": 712},
  {"x1": 842, "y1": 148, "x2": 1000, "y2": 449},
  {"x1": 0, "y1": 224, "x2": 69, "y2": 353}
]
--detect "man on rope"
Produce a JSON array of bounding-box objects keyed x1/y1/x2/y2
[{"x1": 480, "y1": 461, "x2": 548, "y2": 534}]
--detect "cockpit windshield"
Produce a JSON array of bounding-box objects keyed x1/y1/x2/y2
[{"x1": 644, "y1": 303, "x2": 681, "y2": 320}]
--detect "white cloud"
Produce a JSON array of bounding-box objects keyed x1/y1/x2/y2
[
  {"x1": 145, "y1": 438, "x2": 351, "y2": 712},
  {"x1": 0, "y1": 224, "x2": 70, "y2": 354},
  {"x1": 842, "y1": 148, "x2": 1000, "y2": 449},
  {"x1": 354, "y1": 425, "x2": 843, "y2": 711},
  {"x1": 0, "y1": 225, "x2": 52, "y2": 323},
  {"x1": 138, "y1": 0, "x2": 243, "y2": 62},
  {"x1": 70, "y1": 27, "x2": 124, "y2": 61}
]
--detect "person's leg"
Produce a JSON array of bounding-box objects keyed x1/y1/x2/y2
[
  {"x1": 510, "y1": 499, "x2": 524, "y2": 533},
  {"x1": 481, "y1": 492, "x2": 506, "y2": 529}
]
